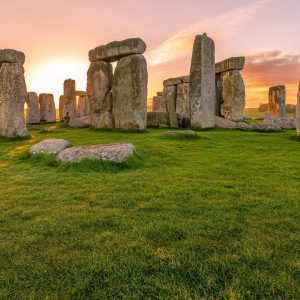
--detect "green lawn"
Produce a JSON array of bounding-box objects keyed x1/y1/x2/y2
[{"x1": 0, "y1": 126, "x2": 300, "y2": 299}]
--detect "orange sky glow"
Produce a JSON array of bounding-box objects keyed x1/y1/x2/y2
[{"x1": 1, "y1": 0, "x2": 299, "y2": 108}]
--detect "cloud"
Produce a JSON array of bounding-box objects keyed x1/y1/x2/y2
[{"x1": 147, "y1": 0, "x2": 272, "y2": 66}]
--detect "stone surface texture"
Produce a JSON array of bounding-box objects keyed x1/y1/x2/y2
[
  {"x1": 0, "y1": 59, "x2": 28, "y2": 137},
  {"x1": 163, "y1": 85, "x2": 178, "y2": 128},
  {"x1": 176, "y1": 83, "x2": 190, "y2": 115},
  {"x1": 147, "y1": 112, "x2": 169, "y2": 127},
  {"x1": 215, "y1": 116, "x2": 237, "y2": 129},
  {"x1": 87, "y1": 61, "x2": 114, "y2": 129},
  {"x1": 268, "y1": 85, "x2": 286, "y2": 117},
  {"x1": 77, "y1": 94, "x2": 90, "y2": 117},
  {"x1": 57, "y1": 143, "x2": 135, "y2": 163},
  {"x1": 163, "y1": 75, "x2": 190, "y2": 87},
  {"x1": 215, "y1": 57, "x2": 245, "y2": 74},
  {"x1": 297, "y1": 82, "x2": 300, "y2": 136},
  {"x1": 0, "y1": 49, "x2": 25, "y2": 64},
  {"x1": 189, "y1": 34, "x2": 215, "y2": 128},
  {"x1": 62, "y1": 79, "x2": 77, "y2": 120},
  {"x1": 69, "y1": 115, "x2": 91, "y2": 128},
  {"x1": 39, "y1": 94, "x2": 56, "y2": 122},
  {"x1": 29, "y1": 139, "x2": 70, "y2": 155},
  {"x1": 152, "y1": 95, "x2": 166, "y2": 112},
  {"x1": 112, "y1": 54, "x2": 148, "y2": 129},
  {"x1": 165, "y1": 130, "x2": 196, "y2": 136},
  {"x1": 89, "y1": 38, "x2": 146, "y2": 63},
  {"x1": 26, "y1": 92, "x2": 40, "y2": 124},
  {"x1": 220, "y1": 70, "x2": 245, "y2": 121}
]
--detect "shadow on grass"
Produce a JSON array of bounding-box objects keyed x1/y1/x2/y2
[
  {"x1": 289, "y1": 135, "x2": 300, "y2": 141},
  {"x1": 0, "y1": 135, "x2": 32, "y2": 142},
  {"x1": 20, "y1": 150, "x2": 144, "y2": 173},
  {"x1": 161, "y1": 133, "x2": 202, "y2": 141}
]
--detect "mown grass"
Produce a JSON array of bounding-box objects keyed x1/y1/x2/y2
[{"x1": 0, "y1": 125, "x2": 300, "y2": 299}]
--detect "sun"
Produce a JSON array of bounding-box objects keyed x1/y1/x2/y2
[{"x1": 26, "y1": 58, "x2": 90, "y2": 107}]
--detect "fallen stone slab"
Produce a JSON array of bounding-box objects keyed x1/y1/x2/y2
[
  {"x1": 215, "y1": 116, "x2": 237, "y2": 129},
  {"x1": 236, "y1": 122, "x2": 253, "y2": 131},
  {"x1": 89, "y1": 38, "x2": 146, "y2": 63},
  {"x1": 215, "y1": 57, "x2": 245, "y2": 74},
  {"x1": 252, "y1": 123, "x2": 282, "y2": 132},
  {"x1": 163, "y1": 75, "x2": 190, "y2": 87},
  {"x1": 57, "y1": 143, "x2": 135, "y2": 163},
  {"x1": 263, "y1": 116, "x2": 295, "y2": 129},
  {"x1": 165, "y1": 130, "x2": 196, "y2": 137},
  {"x1": 0, "y1": 49, "x2": 25, "y2": 64},
  {"x1": 29, "y1": 139, "x2": 70, "y2": 155}
]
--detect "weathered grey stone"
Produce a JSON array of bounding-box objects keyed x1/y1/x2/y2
[
  {"x1": 89, "y1": 38, "x2": 146, "y2": 63},
  {"x1": 26, "y1": 92, "x2": 40, "y2": 124},
  {"x1": 190, "y1": 34, "x2": 215, "y2": 128},
  {"x1": 163, "y1": 85, "x2": 178, "y2": 128},
  {"x1": 59, "y1": 95, "x2": 66, "y2": 121},
  {"x1": 176, "y1": 83, "x2": 190, "y2": 115},
  {"x1": 77, "y1": 94, "x2": 90, "y2": 117},
  {"x1": 163, "y1": 75, "x2": 190, "y2": 87},
  {"x1": 165, "y1": 130, "x2": 196, "y2": 137},
  {"x1": 220, "y1": 70, "x2": 245, "y2": 121},
  {"x1": 263, "y1": 115, "x2": 295, "y2": 129},
  {"x1": 39, "y1": 94, "x2": 56, "y2": 123},
  {"x1": 236, "y1": 122, "x2": 254, "y2": 131},
  {"x1": 0, "y1": 49, "x2": 25, "y2": 64},
  {"x1": 152, "y1": 95, "x2": 166, "y2": 112},
  {"x1": 0, "y1": 62, "x2": 28, "y2": 137},
  {"x1": 215, "y1": 73, "x2": 223, "y2": 116},
  {"x1": 297, "y1": 82, "x2": 300, "y2": 136},
  {"x1": 62, "y1": 79, "x2": 77, "y2": 120},
  {"x1": 112, "y1": 54, "x2": 148, "y2": 129},
  {"x1": 69, "y1": 115, "x2": 91, "y2": 128},
  {"x1": 87, "y1": 61, "x2": 114, "y2": 129},
  {"x1": 30, "y1": 139, "x2": 69, "y2": 155},
  {"x1": 147, "y1": 112, "x2": 169, "y2": 127},
  {"x1": 252, "y1": 123, "x2": 281, "y2": 132},
  {"x1": 268, "y1": 85, "x2": 286, "y2": 117},
  {"x1": 215, "y1": 57, "x2": 245, "y2": 74},
  {"x1": 215, "y1": 116, "x2": 237, "y2": 129},
  {"x1": 57, "y1": 143, "x2": 135, "y2": 163}
]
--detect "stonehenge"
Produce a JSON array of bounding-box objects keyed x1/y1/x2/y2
[
  {"x1": 77, "y1": 93, "x2": 90, "y2": 118},
  {"x1": 297, "y1": 82, "x2": 300, "y2": 136},
  {"x1": 87, "y1": 38, "x2": 148, "y2": 130},
  {"x1": 268, "y1": 85, "x2": 286, "y2": 117},
  {"x1": 0, "y1": 49, "x2": 28, "y2": 137},
  {"x1": 39, "y1": 93, "x2": 56, "y2": 122},
  {"x1": 189, "y1": 33, "x2": 216, "y2": 129},
  {"x1": 215, "y1": 57, "x2": 246, "y2": 121},
  {"x1": 152, "y1": 92, "x2": 166, "y2": 113},
  {"x1": 26, "y1": 92, "x2": 40, "y2": 124}
]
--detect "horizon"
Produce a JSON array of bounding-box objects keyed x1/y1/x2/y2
[{"x1": 1, "y1": 0, "x2": 299, "y2": 108}]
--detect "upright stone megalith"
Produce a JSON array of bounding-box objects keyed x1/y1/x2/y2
[
  {"x1": 77, "y1": 93, "x2": 90, "y2": 117},
  {"x1": 189, "y1": 34, "x2": 215, "y2": 128},
  {"x1": 26, "y1": 92, "x2": 40, "y2": 124},
  {"x1": 112, "y1": 54, "x2": 148, "y2": 129},
  {"x1": 87, "y1": 38, "x2": 148, "y2": 130},
  {"x1": 87, "y1": 61, "x2": 113, "y2": 129},
  {"x1": 62, "y1": 79, "x2": 77, "y2": 120},
  {"x1": 163, "y1": 85, "x2": 178, "y2": 128},
  {"x1": 268, "y1": 85, "x2": 286, "y2": 117},
  {"x1": 0, "y1": 49, "x2": 28, "y2": 137},
  {"x1": 296, "y1": 82, "x2": 300, "y2": 137},
  {"x1": 39, "y1": 93, "x2": 56, "y2": 122}
]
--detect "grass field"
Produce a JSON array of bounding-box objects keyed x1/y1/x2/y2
[{"x1": 0, "y1": 126, "x2": 300, "y2": 299}]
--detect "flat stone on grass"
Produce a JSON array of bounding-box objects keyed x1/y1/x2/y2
[
  {"x1": 57, "y1": 143, "x2": 135, "y2": 163},
  {"x1": 30, "y1": 139, "x2": 70, "y2": 155},
  {"x1": 165, "y1": 130, "x2": 196, "y2": 137}
]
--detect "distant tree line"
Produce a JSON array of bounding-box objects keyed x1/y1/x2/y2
[{"x1": 258, "y1": 103, "x2": 296, "y2": 114}]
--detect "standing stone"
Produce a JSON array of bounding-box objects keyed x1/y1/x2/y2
[
  {"x1": 176, "y1": 83, "x2": 190, "y2": 116},
  {"x1": 220, "y1": 70, "x2": 245, "y2": 121},
  {"x1": 39, "y1": 94, "x2": 56, "y2": 123},
  {"x1": 0, "y1": 49, "x2": 28, "y2": 137},
  {"x1": 62, "y1": 79, "x2": 77, "y2": 120},
  {"x1": 77, "y1": 94, "x2": 90, "y2": 117},
  {"x1": 297, "y1": 82, "x2": 300, "y2": 137},
  {"x1": 163, "y1": 85, "x2": 178, "y2": 128},
  {"x1": 112, "y1": 54, "x2": 148, "y2": 129},
  {"x1": 26, "y1": 92, "x2": 40, "y2": 124},
  {"x1": 152, "y1": 95, "x2": 166, "y2": 112},
  {"x1": 268, "y1": 85, "x2": 286, "y2": 117},
  {"x1": 59, "y1": 95, "x2": 66, "y2": 121},
  {"x1": 87, "y1": 61, "x2": 113, "y2": 129},
  {"x1": 189, "y1": 34, "x2": 216, "y2": 128}
]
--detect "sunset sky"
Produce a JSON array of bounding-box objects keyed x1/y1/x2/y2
[{"x1": 1, "y1": 0, "x2": 299, "y2": 108}]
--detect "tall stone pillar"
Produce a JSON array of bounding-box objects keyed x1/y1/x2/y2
[
  {"x1": 26, "y1": 92, "x2": 40, "y2": 124},
  {"x1": 0, "y1": 49, "x2": 28, "y2": 137},
  {"x1": 296, "y1": 82, "x2": 300, "y2": 137},
  {"x1": 163, "y1": 85, "x2": 178, "y2": 128},
  {"x1": 39, "y1": 94, "x2": 56, "y2": 123},
  {"x1": 189, "y1": 34, "x2": 215, "y2": 128},
  {"x1": 268, "y1": 86, "x2": 286, "y2": 117},
  {"x1": 63, "y1": 79, "x2": 77, "y2": 120}
]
